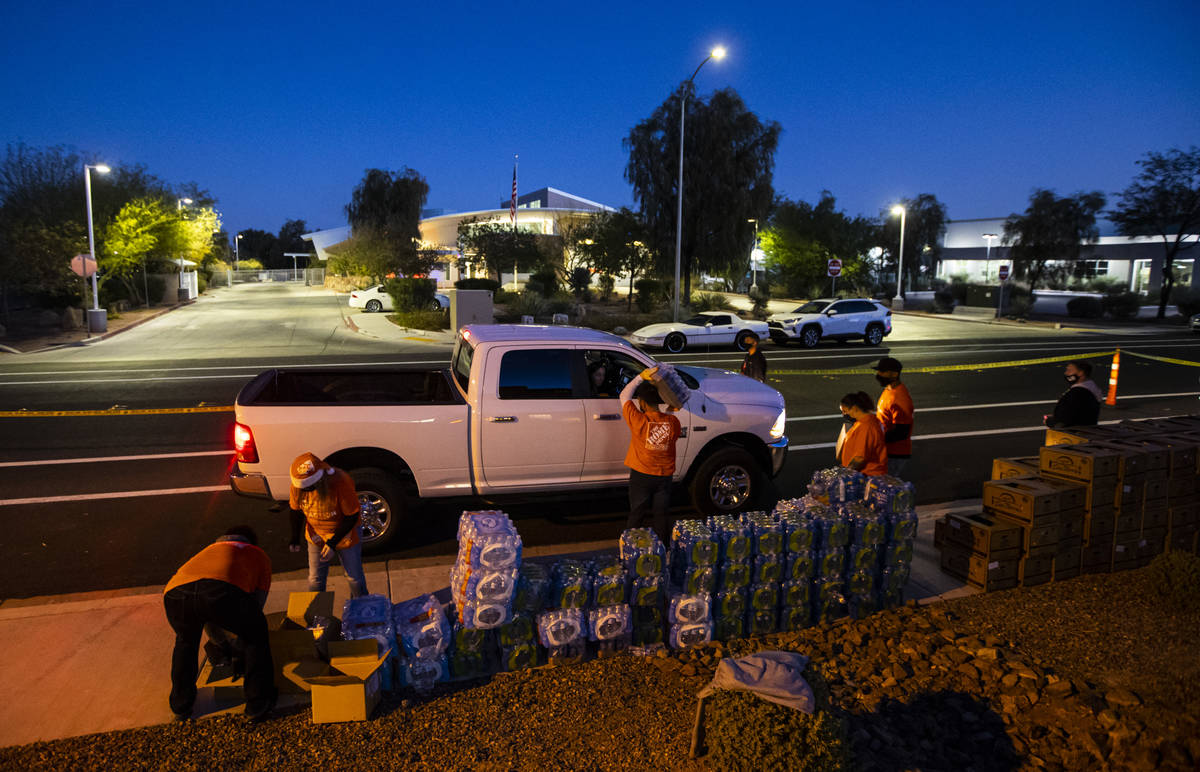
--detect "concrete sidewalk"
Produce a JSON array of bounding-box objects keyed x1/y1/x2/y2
[{"x1": 0, "y1": 501, "x2": 979, "y2": 749}]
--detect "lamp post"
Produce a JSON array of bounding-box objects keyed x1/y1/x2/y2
[
  {"x1": 235, "y1": 233, "x2": 243, "y2": 270},
  {"x1": 747, "y1": 218, "x2": 760, "y2": 291},
  {"x1": 982, "y1": 233, "x2": 997, "y2": 282},
  {"x1": 84, "y1": 163, "x2": 111, "y2": 332},
  {"x1": 673, "y1": 45, "x2": 726, "y2": 322},
  {"x1": 890, "y1": 204, "x2": 907, "y2": 311},
  {"x1": 176, "y1": 197, "x2": 193, "y2": 211}
]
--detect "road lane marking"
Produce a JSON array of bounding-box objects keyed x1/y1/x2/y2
[
  {"x1": 0, "y1": 357, "x2": 453, "y2": 378},
  {"x1": 0, "y1": 450, "x2": 234, "y2": 468},
  {"x1": 786, "y1": 391, "x2": 1200, "y2": 422},
  {"x1": 786, "y1": 415, "x2": 1183, "y2": 451},
  {"x1": 0, "y1": 406, "x2": 234, "y2": 417},
  {"x1": 0, "y1": 485, "x2": 230, "y2": 507}
]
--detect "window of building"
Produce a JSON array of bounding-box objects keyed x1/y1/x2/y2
[{"x1": 1077, "y1": 260, "x2": 1109, "y2": 278}]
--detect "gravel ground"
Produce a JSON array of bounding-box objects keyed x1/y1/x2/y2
[{"x1": 3, "y1": 565, "x2": 1197, "y2": 771}]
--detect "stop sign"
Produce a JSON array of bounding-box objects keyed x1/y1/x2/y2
[
  {"x1": 827, "y1": 258, "x2": 842, "y2": 277},
  {"x1": 998, "y1": 264, "x2": 1010, "y2": 281},
  {"x1": 71, "y1": 254, "x2": 97, "y2": 277}
]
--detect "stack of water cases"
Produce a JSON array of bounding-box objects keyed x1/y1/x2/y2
[
  {"x1": 777, "y1": 503, "x2": 820, "y2": 632},
  {"x1": 341, "y1": 594, "x2": 397, "y2": 689},
  {"x1": 501, "y1": 562, "x2": 549, "y2": 672},
  {"x1": 742, "y1": 511, "x2": 784, "y2": 635},
  {"x1": 392, "y1": 593, "x2": 450, "y2": 691},
  {"x1": 668, "y1": 591, "x2": 712, "y2": 648},
  {"x1": 620, "y1": 528, "x2": 667, "y2": 645},
  {"x1": 537, "y1": 607, "x2": 587, "y2": 665},
  {"x1": 589, "y1": 555, "x2": 633, "y2": 656},
  {"x1": 667, "y1": 520, "x2": 718, "y2": 647},
  {"x1": 708, "y1": 515, "x2": 752, "y2": 641},
  {"x1": 866, "y1": 476, "x2": 918, "y2": 609},
  {"x1": 450, "y1": 511, "x2": 522, "y2": 630}
]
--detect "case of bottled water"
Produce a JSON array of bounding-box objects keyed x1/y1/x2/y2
[{"x1": 668, "y1": 592, "x2": 712, "y2": 625}]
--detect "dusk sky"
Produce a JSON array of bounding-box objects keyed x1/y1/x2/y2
[{"x1": 3, "y1": 0, "x2": 1197, "y2": 240}]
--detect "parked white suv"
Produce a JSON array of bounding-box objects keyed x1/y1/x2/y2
[{"x1": 768, "y1": 298, "x2": 892, "y2": 348}]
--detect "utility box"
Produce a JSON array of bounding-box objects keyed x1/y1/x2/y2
[{"x1": 450, "y1": 289, "x2": 493, "y2": 331}]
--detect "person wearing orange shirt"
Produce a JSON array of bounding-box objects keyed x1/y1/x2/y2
[
  {"x1": 288, "y1": 452, "x2": 368, "y2": 598},
  {"x1": 873, "y1": 357, "x2": 914, "y2": 478},
  {"x1": 621, "y1": 366, "x2": 682, "y2": 544},
  {"x1": 838, "y1": 392, "x2": 888, "y2": 476},
  {"x1": 163, "y1": 526, "x2": 275, "y2": 723}
]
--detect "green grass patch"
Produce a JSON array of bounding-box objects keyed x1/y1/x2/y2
[{"x1": 388, "y1": 310, "x2": 450, "y2": 331}]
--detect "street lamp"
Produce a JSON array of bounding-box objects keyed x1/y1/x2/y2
[
  {"x1": 673, "y1": 44, "x2": 726, "y2": 322},
  {"x1": 176, "y1": 197, "x2": 193, "y2": 211},
  {"x1": 235, "y1": 233, "x2": 243, "y2": 270},
  {"x1": 84, "y1": 163, "x2": 111, "y2": 332},
  {"x1": 981, "y1": 233, "x2": 997, "y2": 281},
  {"x1": 890, "y1": 204, "x2": 907, "y2": 310},
  {"x1": 747, "y1": 218, "x2": 760, "y2": 291}
]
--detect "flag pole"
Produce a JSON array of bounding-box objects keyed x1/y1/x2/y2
[{"x1": 512, "y1": 154, "x2": 519, "y2": 292}]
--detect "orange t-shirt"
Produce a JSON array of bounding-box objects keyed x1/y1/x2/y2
[
  {"x1": 623, "y1": 400, "x2": 681, "y2": 477},
  {"x1": 290, "y1": 468, "x2": 361, "y2": 548},
  {"x1": 839, "y1": 416, "x2": 888, "y2": 476},
  {"x1": 877, "y1": 383, "x2": 914, "y2": 457},
  {"x1": 164, "y1": 540, "x2": 272, "y2": 595}
]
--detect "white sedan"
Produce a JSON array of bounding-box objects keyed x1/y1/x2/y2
[
  {"x1": 348, "y1": 285, "x2": 449, "y2": 313},
  {"x1": 629, "y1": 311, "x2": 770, "y2": 353}
]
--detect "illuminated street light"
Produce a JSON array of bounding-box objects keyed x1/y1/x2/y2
[
  {"x1": 235, "y1": 232, "x2": 243, "y2": 270},
  {"x1": 673, "y1": 45, "x2": 727, "y2": 322},
  {"x1": 748, "y1": 218, "x2": 760, "y2": 291},
  {"x1": 176, "y1": 197, "x2": 193, "y2": 211},
  {"x1": 891, "y1": 204, "x2": 907, "y2": 310},
  {"x1": 84, "y1": 163, "x2": 110, "y2": 332}
]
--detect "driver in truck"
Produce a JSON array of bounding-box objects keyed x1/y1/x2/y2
[{"x1": 288, "y1": 452, "x2": 369, "y2": 598}]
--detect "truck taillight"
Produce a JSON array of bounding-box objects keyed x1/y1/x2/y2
[{"x1": 233, "y1": 422, "x2": 259, "y2": 463}]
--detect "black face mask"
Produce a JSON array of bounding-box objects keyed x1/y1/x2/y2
[
  {"x1": 842, "y1": 413, "x2": 856, "y2": 425},
  {"x1": 1064, "y1": 374, "x2": 1080, "y2": 384},
  {"x1": 875, "y1": 374, "x2": 893, "y2": 387}
]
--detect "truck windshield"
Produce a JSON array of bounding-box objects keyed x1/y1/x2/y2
[{"x1": 451, "y1": 337, "x2": 474, "y2": 394}]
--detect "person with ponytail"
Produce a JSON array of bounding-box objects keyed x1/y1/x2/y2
[{"x1": 837, "y1": 392, "x2": 888, "y2": 476}]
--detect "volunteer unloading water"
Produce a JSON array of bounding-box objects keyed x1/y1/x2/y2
[{"x1": 621, "y1": 366, "x2": 684, "y2": 545}]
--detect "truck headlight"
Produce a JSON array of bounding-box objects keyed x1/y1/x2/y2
[{"x1": 770, "y1": 408, "x2": 786, "y2": 439}]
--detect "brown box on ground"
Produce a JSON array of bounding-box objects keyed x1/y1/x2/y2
[
  {"x1": 1167, "y1": 524, "x2": 1198, "y2": 553},
  {"x1": 1081, "y1": 541, "x2": 1112, "y2": 574},
  {"x1": 1032, "y1": 476, "x2": 1087, "y2": 510},
  {"x1": 982, "y1": 479, "x2": 1062, "y2": 523},
  {"x1": 1152, "y1": 435, "x2": 1200, "y2": 473},
  {"x1": 939, "y1": 542, "x2": 1020, "y2": 592},
  {"x1": 283, "y1": 639, "x2": 388, "y2": 723},
  {"x1": 1043, "y1": 426, "x2": 1125, "y2": 446},
  {"x1": 943, "y1": 512, "x2": 1024, "y2": 556},
  {"x1": 196, "y1": 658, "x2": 246, "y2": 702},
  {"x1": 1020, "y1": 519, "x2": 1060, "y2": 558},
  {"x1": 1088, "y1": 440, "x2": 1148, "y2": 478},
  {"x1": 1041, "y1": 471, "x2": 1117, "y2": 510},
  {"x1": 1117, "y1": 478, "x2": 1146, "y2": 509},
  {"x1": 1112, "y1": 538, "x2": 1138, "y2": 571},
  {"x1": 991, "y1": 456, "x2": 1041, "y2": 480},
  {"x1": 1169, "y1": 503, "x2": 1198, "y2": 528},
  {"x1": 1084, "y1": 506, "x2": 1115, "y2": 543},
  {"x1": 1168, "y1": 476, "x2": 1197, "y2": 499},
  {"x1": 1054, "y1": 537, "x2": 1082, "y2": 581},
  {"x1": 267, "y1": 591, "x2": 336, "y2": 694},
  {"x1": 1040, "y1": 444, "x2": 1122, "y2": 482},
  {"x1": 1019, "y1": 555, "x2": 1053, "y2": 586},
  {"x1": 1114, "y1": 439, "x2": 1169, "y2": 472},
  {"x1": 1144, "y1": 478, "x2": 1169, "y2": 502},
  {"x1": 1137, "y1": 531, "x2": 1166, "y2": 565},
  {"x1": 1114, "y1": 506, "x2": 1141, "y2": 537},
  {"x1": 1146, "y1": 468, "x2": 1168, "y2": 483},
  {"x1": 1142, "y1": 505, "x2": 1168, "y2": 531},
  {"x1": 1057, "y1": 507, "x2": 1085, "y2": 541},
  {"x1": 934, "y1": 517, "x2": 946, "y2": 549}
]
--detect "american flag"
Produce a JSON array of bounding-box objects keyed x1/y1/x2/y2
[{"x1": 509, "y1": 164, "x2": 517, "y2": 223}]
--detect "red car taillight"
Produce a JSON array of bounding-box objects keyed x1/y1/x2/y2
[{"x1": 233, "y1": 422, "x2": 259, "y2": 463}]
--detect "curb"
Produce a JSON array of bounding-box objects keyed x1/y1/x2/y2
[{"x1": 0, "y1": 300, "x2": 195, "y2": 355}]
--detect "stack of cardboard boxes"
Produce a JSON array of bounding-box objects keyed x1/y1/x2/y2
[{"x1": 935, "y1": 416, "x2": 1200, "y2": 592}]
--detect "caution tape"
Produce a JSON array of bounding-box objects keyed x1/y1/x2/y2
[
  {"x1": 772, "y1": 351, "x2": 1118, "y2": 377},
  {"x1": 0, "y1": 405, "x2": 235, "y2": 418},
  {"x1": 1122, "y1": 350, "x2": 1200, "y2": 368}
]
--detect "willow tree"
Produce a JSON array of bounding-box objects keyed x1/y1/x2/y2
[{"x1": 625, "y1": 87, "x2": 780, "y2": 302}]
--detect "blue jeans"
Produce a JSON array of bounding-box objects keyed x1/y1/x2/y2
[{"x1": 307, "y1": 531, "x2": 368, "y2": 597}]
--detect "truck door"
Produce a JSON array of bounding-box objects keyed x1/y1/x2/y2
[
  {"x1": 580, "y1": 348, "x2": 692, "y2": 483},
  {"x1": 479, "y1": 346, "x2": 586, "y2": 489}
]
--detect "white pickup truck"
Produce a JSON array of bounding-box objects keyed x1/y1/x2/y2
[{"x1": 229, "y1": 325, "x2": 788, "y2": 551}]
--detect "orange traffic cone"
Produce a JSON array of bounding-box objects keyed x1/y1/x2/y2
[{"x1": 1105, "y1": 349, "x2": 1120, "y2": 407}]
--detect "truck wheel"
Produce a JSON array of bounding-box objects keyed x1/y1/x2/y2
[
  {"x1": 365, "y1": 299, "x2": 383, "y2": 313},
  {"x1": 665, "y1": 332, "x2": 687, "y2": 353},
  {"x1": 864, "y1": 324, "x2": 884, "y2": 346},
  {"x1": 689, "y1": 446, "x2": 761, "y2": 515},
  {"x1": 800, "y1": 325, "x2": 822, "y2": 348},
  {"x1": 350, "y1": 467, "x2": 404, "y2": 553}
]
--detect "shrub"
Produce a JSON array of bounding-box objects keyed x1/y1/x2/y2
[
  {"x1": 598, "y1": 274, "x2": 615, "y2": 300},
  {"x1": 493, "y1": 289, "x2": 519, "y2": 305},
  {"x1": 1147, "y1": 551, "x2": 1200, "y2": 612},
  {"x1": 634, "y1": 278, "x2": 666, "y2": 313},
  {"x1": 1004, "y1": 284, "x2": 1034, "y2": 317},
  {"x1": 1066, "y1": 296, "x2": 1103, "y2": 318},
  {"x1": 527, "y1": 267, "x2": 560, "y2": 298},
  {"x1": 454, "y1": 277, "x2": 501, "y2": 293},
  {"x1": 389, "y1": 309, "x2": 450, "y2": 331},
  {"x1": 931, "y1": 288, "x2": 956, "y2": 314},
  {"x1": 567, "y1": 267, "x2": 592, "y2": 298},
  {"x1": 385, "y1": 277, "x2": 436, "y2": 312},
  {"x1": 581, "y1": 312, "x2": 653, "y2": 332},
  {"x1": 1169, "y1": 286, "x2": 1200, "y2": 318},
  {"x1": 947, "y1": 280, "x2": 969, "y2": 305},
  {"x1": 703, "y1": 690, "x2": 851, "y2": 771},
  {"x1": 196, "y1": 273, "x2": 207, "y2": 295},
  {"x1": 748, "y1": 284, "x2": 771, "y2": 319},
  {"x1": 691, "y1": 291, "x2": 735, "y2": 312},
  {"x1": 547, "y1": 290, "x2": 576, "y2": 315},
  {"x1": 1101, "y1": 292, "x2": 1140, "y2": 319},
  {"x1": 506, "y1": 291, "x2": 549, "y2": 320}
]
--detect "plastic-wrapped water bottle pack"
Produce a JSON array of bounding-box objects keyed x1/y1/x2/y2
[
  {"x1": 742, "y1": 511, "x2": 784, "y2": 556},
  {"x1": 864, "y1": 475, "x2": 916, "y2": 515},
  {"x1": 537, "y1": 608, "x2": 586, "y2": 648},
  {"x1": 456, "y1": 510, "x2": 523, "y2": 570},
  {"x1": 513, "y1": 562, "x2": 550, "y2": 615},
  {"x1": 452, "y1": 510, "x2": 523, "y2": 630},
  {"x1": 588, "y1": 604, "x2": 632, "y2": 642},
  {"x1": 393, "y1": 594, "x2": 450, "y2": 691},
  {"x1": 550, "y1": 559, "x2": 592, "y2": 609},
  {"x1": 707, "y1": 515, "x2": 752, "y2": 563},
  {"x1": 620, "y1": 528, "x2": 666, "y2": 578},
  {"x1": 670, "y1": 519, "x2": 718, "y2": 567},
  {"x1": 809, "y1": 467, "x2": 866, "y2": 503},
  {"x1": 341, "y1": 594, "x2": 394, "y2": 641}
]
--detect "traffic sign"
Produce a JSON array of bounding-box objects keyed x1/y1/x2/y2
[
  {"x1": 71, "y1": 254, "x2": 97, "y2": 277},
  {"x1": 998, "y1": 264, "x2": 1010, "y2": 281},
  {"x1": 827, "y1": 258, "x2": 842, "y2": 277}
]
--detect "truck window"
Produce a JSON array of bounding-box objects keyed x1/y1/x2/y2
[
  {"x1": 584, "y1": 349, "x2": 648, "y2": 398},
  {"x1": 452, "y1": 338, "x2": 474, "y2": 394},
  {"x1": 498, "y1": 349, "x2": 579, "y2": 399}
]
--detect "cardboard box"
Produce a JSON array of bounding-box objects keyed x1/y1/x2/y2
[
  {"x1": 1032, "y1": 476, "x2": 1087, "y2": 510},
  {"x1": 938, "y1": 542, "x2": 1020, "y2": 592},
  {"x1": 943, "y1": 512, "x2": 1024, "y2": 556},
  {"x1": 1041, "y1": 471, "x2": 1117, "y2": 510},
  {"x1": 1054, "y1": 537, "x2": 1082, "y2": 581},
  {"x1": 982, "y1": 479, "x2": 1062, "y2": 523},
  {"x1": 1080, "y1": 541, "x2": 1112, "y2": 574},
  {"x1": 934, "y1": 516, "x2": 946, "y2": 549},
  {"x1": 284, "y1": 639, "x2": 388, "y2": 723},
  {"x1": 1019, "y1": 555, "x2": 1053, "y2": 586},
  {"x1": 1114, "y1": 507, "x2": 1141, "y2": 537},
  {"x1": 1084, "y1": 507, "x2": 1115, "y2": 543},
  {"x1": 196, "y1": 658, "x2": 246, "y2": 702},
  {"x1": 1088, "y1": 440, "x2": 1148, "y2": 478},
  {"x1": 267, "y1": 591, "x2": 336, "y2": 694},
  {"x1": 1142, "y1": 505, "x2": 1168, "y2": 531},
  {"x1": 1153, "y1": 435, "x2": 1200, "y2": 473},
  {"x1": 1117, "y1": 478, "x2": 1146, "y2": 509},
  {"x1": 1039, "y1": 444, "x2": 1122, "y2": 482},
  {"x1": 1145, "y1": 478, "x2": 1169, "y2": 502},
  {"x1": 991, "y1": 456, "x2": 1041, "y2": 480},
  {"x1": 1168, "y1": 525, "x2": 1198, "y2": 553},
  {"x1": 1043, "y1": 425, "x2": 1124, "y2": 446},
  {"x1": 1113, "y1": 438, "x2": 1169, "y2": 471},
  {"x1": 1112, "y1": 539, "x2": 1138, "y2": 571},
  {"x1": 1137, "y1": 532, "x2": 1165, "y2": 566},
  {"x1": 1058, "y1": 507, "x2": 1085, "y2": 541},
  {"x1": 1168, "y1": 476, "x2": 1196, "y2": 499},
  {"x1": 1169, "y1": 503, "x2": 1198, "y2": 528}
]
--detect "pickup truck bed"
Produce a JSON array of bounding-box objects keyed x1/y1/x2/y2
[{"x1": 238, "y1": 369, "x2": 462, "y2": 406}]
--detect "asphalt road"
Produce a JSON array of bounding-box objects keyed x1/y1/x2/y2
[{"x1": 2, "y1": 282, "x2": 1198, "y2": 598}]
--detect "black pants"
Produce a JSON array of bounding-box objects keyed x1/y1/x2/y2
[
  {"x1": 628, "y1": 469, "x2": 672, "y2": 545},
  {"x1": 163, "y1": 579, "x2": 275, "y2": 717}
]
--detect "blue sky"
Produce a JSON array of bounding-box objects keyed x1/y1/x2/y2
[{"x1": 2, "y1": 0, "x2": 1197, "y2": 238}]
